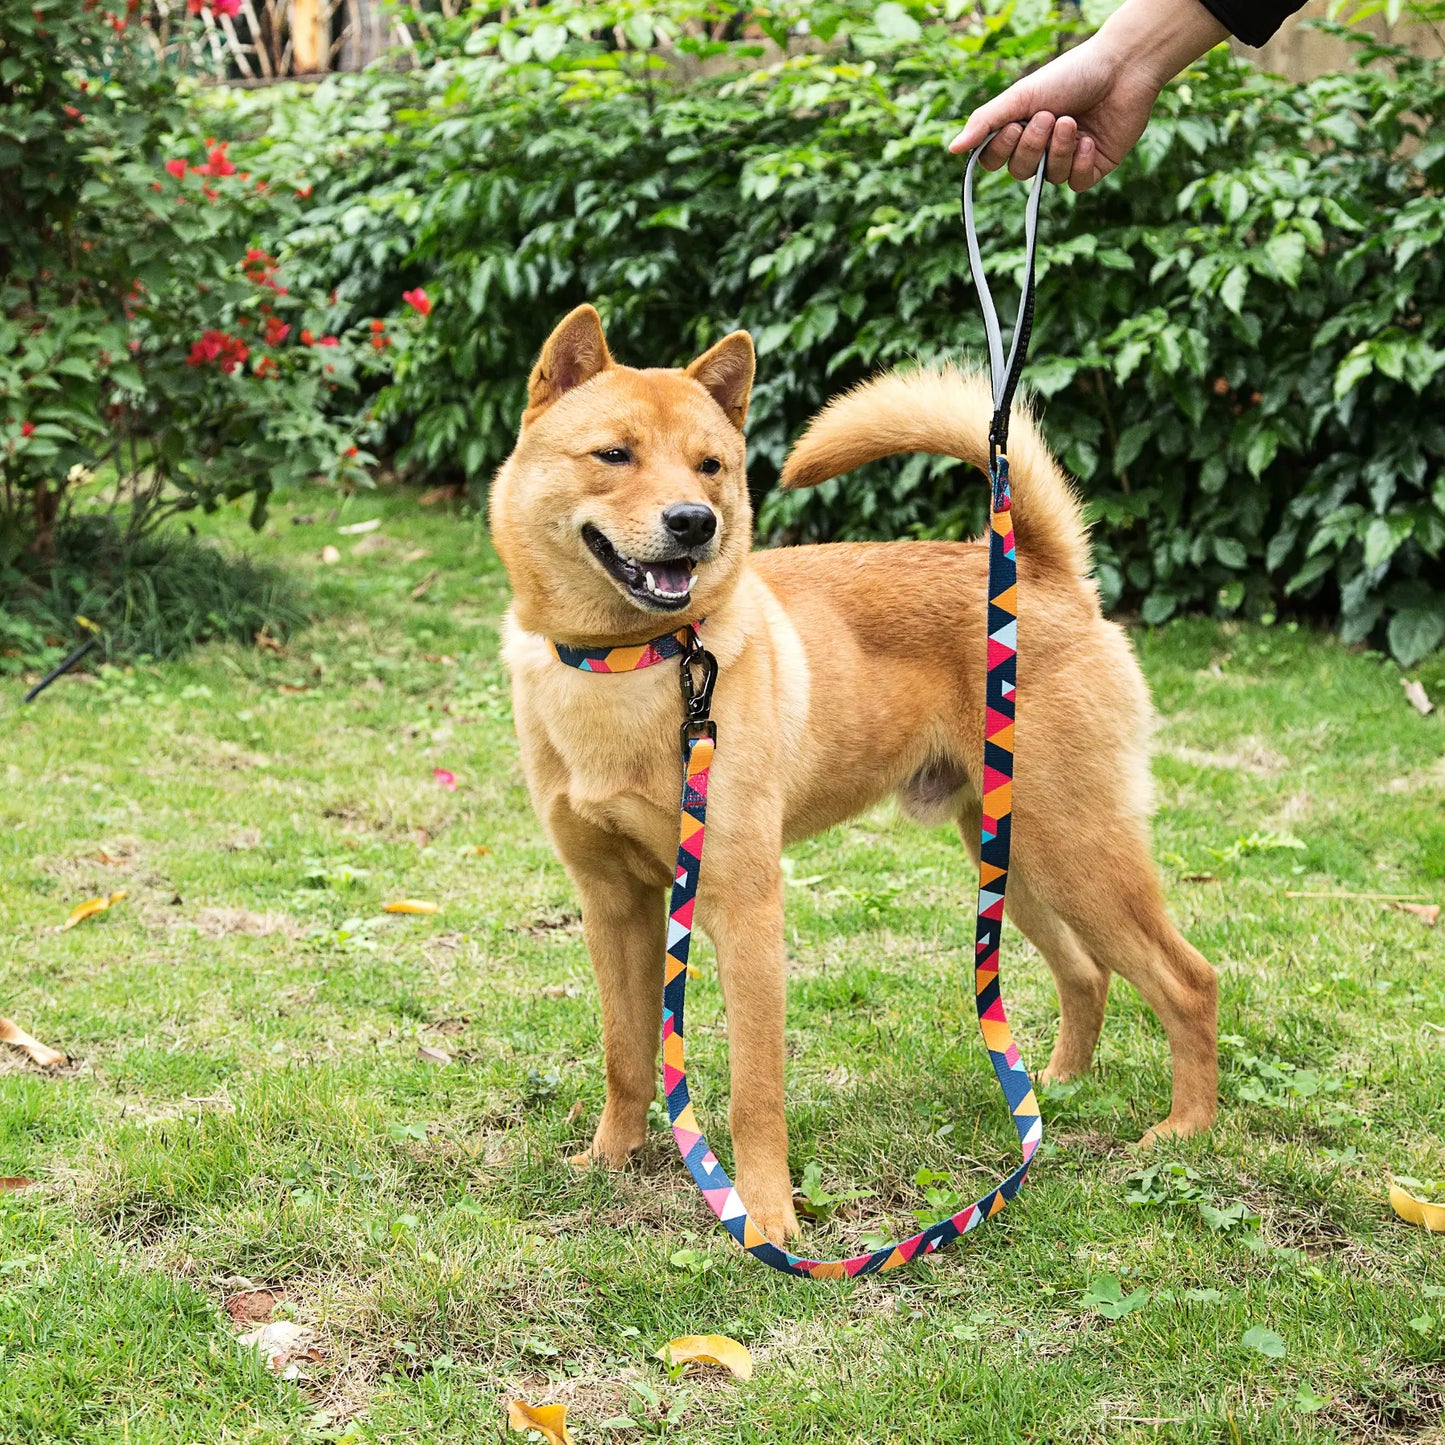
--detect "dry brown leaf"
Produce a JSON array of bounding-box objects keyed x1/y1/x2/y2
[
  {"x1": 410, "y1": 569, "x2": 438, "y2": 601},
  {"x1": 415, "y1": 827, "x2": 430, "y2": 849},
  {"x1": 58, "y1": 889, "x2": 127, "y2": 931},
  {"x1": 254, "y1": 630, "x2": 284, "y2": 653},
  {"x1": 1389, "y1": 1183, "x2": 1445, "y2": 1232},
  {"x1": 401, "y1": 548, "x2": 430, "y2": 563},
  {"x1": 383, "y1": 899, "x2": 440, "y2": 915},
  {"x1": 417, "y1": 1045, "x2": 452, "y2": 1066},
  {"x1": 462, "y1": 844, "x2": 490, "y2": 857},
  {"x1": 278, "y1": 683, "x2": 310, "y2": 695},
  {"x1": 0, "y1": 1177, "x2": 37, "y2": 1192},
  {"x1": 657, "y1": 1334, "x2": 754, "y2": 1380},
  {"x1": 319, "y1": 545, "x2": 341, "y2": 564},
  {"x1": 507, "y1": 1399, "x2": 576, "y2": 1445},
  {"x1": 564, "y1": 1099, "x2": 584, "y2": 1125},
  {"x1": 0, "y1": 1017, "x2": 67, "y2": 1068},
  {"x1": 540, "y1": 984, "x2": 580, "y2": 1000},
  {"x1": 224, "y1": 1288, "x2": 280, "y2": 1324},
  {"x1": 1181, "y1": 873, "x2": 1218, "y2": 884},
  {"x1": 1384, "y1": 900, "x2": 1440, "y2": 926},
  {"x1": 419, "y1": 484, "x2": 464, "y2": 506},
  {"x1": 1401, "y1": 677, "x2": 1434, "y2": 717}
]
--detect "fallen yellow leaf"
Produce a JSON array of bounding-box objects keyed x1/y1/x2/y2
[
  {"x1": 0, "y1": 1017, "x2": 67, "y2": 1068},
  {"x1": 382, "y1": 900, "x2": 440, "y2": 915},
  {"x1": 507, "y1": 1399, "x2": 576, "y2": 1445},
  {"x1": 657, "y1": 1334, "x2": 754, "y2": 1380},
  {"x1": 1390, "y1": 1183, "x2": 1445, "y2": 1232},
  {"x1": 59, "y1": 890, "x2": 127, "y2": 931}
]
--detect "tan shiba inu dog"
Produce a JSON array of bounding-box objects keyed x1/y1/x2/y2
[{"x1": 491, "y1": 304, "x2": 1218, "y2": 1245}]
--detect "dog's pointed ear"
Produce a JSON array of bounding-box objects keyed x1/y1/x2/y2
[
  {"x1": 686, "y1": 331, "x2": 755, "y2": 431},
  {"x1": 526, "y1": 305, "x2": 613, "y2": 418}
]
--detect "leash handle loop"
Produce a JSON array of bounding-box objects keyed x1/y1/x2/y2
[{"x1": 961, "y1": 129, "x2": 1049, "y2": 471}]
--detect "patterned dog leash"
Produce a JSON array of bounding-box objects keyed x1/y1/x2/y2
[{"x1": 551, "y1": 139, "x2": 1049, "y2": 1276}]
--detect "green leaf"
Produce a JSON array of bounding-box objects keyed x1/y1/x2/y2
[
  {"x1": 1214, "y1": 537, "x2": 1247, "y2": 570},
  {"x1": 872, "y1": 2, "x2": 923, "y2": 41},
  {"x1": 1388, "y1": 607, "x2": 1445, "y2": 668},
  {"x1": 1263, "y1": 233, "x2": 1306, "y2": 288},
  {"x1": 1294, "y1": 1384, "x2": 1329, "y2": 1413},
  {"x1": 1241, "y1": 1326, "x2": 1287, "y2": 1359}
]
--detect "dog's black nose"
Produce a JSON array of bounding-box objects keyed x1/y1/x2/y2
[{"x1": 661, "y1": 503, "x2": 717, "y2": 548}]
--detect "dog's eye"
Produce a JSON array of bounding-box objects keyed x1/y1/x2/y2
[
  {"x1": 699, "y1": 457, "x2": 721, "y2": 476},
  {"x1": 593, "y1": 447, "x2": 632, "y2": 466}
]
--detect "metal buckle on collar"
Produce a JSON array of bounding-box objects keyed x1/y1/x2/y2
[{"x1": 678, "y1": 626, "x2": 718, "y2": 756}]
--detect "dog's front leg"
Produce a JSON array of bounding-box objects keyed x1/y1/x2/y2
[
  {"x1": 702, "y1": 867, "x2": 800, "y2": 1246},
  {"x1": 572, "y1": 866, "x2": 667, "y2": 1168}
]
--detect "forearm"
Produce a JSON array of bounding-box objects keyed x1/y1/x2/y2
[{"x1": 1092, "y1": 0, "x2": 1230, "y2": 91}]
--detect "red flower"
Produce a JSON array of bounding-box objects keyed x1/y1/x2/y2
[
  {"x1": 295, "y1": 183, "x2": 313, "y2": 199},
  {"x1": 164, "y1": 158, "x2": 187, "y2": 180},
  {"x1": 212, "y1": 0, "x2": 240, "y2": 13},
  {"x1": 202, "y1": 185, "x2": 218, "y2": 202},
  {"x1": 195, "y1": 143, "x2": 235, "y2": 178},
  {"x1": 187, "y1": 0, "x2": 202, "y2": 11},
  {"x1": 255, "y1": 356, "x2": 278, "y2": 378},
  {"x1": 344, "y1": 445, "x2": 358, "y2": 458},
  {"x1": 263, "y1": 316, "x2": 290, "y2": 346},
  {"x1": 300, "y1": 329, "x2": 315, "y2": 346},
  {"x1": 20, "y1": 421, "x2": 35, "y2": 438},
  {"x1": 319, "y1": 335, "x2": 339, "y2": 347},
  {"x1": 402, "y1": 288, "x2": 431, "y2": 317},
  {"x1": 186, "y1": 329, "x2": 248, "y2": 374},
  {"x1": 63, "y1": 104, "x2": 81, "y2": 120},
  {"x1": 245, "y1": 248, "x2": 271, "y2": 264},
  {"x1": 368, "y1": 319, "x2": 385, "y2": 333}
]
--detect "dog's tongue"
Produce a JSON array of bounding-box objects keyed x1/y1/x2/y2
[{"x1": 650, "y1": 560, "x2": 692, "y2": 593}]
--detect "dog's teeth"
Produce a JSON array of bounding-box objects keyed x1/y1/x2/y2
[{"x1": 645, "y1": 571, "x2": 656, "y2": 593}]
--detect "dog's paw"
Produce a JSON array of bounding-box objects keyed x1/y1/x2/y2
[
  {"x1": 1135, "y1": 1110, "x2": 1215, "y2": 1149},
  {"x1": 737, "y1": 1176, "x2": 801, "y2": 1247},
  {"x1": 583, "y1": 1114, "x2": 647, "y2": 1170}
]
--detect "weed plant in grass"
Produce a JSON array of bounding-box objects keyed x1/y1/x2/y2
[
  {"x1": 0, "y1": 514, "x2": 308, "y2": 675},
  {"x1": 0, "y1": 485, "x2": 1442, "y2": 1443}
]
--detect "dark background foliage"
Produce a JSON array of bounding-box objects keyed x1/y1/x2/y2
[{"x1": 232, "y1": 7, "x2": 1445, "y2": 663}]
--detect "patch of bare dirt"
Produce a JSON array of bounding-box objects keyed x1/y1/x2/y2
[
  {"x1": 182, "y1": 906, "x2": 304, "y2": 940},
  {"x1": 513, "y1": 911, "x2": 583, "y2": 939},
  {"x1": 1164, "y1": 739, "x2": 1287, "y2": 777}
]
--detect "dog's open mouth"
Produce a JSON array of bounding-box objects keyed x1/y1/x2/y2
[{"x1": 582, "y1": 524, "x2": 696, "y2": 611}]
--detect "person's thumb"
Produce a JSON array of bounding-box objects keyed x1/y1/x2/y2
[{"x1": 949, "y1": 79, "x2": 1038, "y2": 154}]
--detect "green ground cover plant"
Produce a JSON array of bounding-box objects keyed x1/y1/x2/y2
[
  {"x1": 1, "y1": 486, "x2": 1441, "y2": 1442},
  {"x1": 220, "y1": 0, "x2": 1445, "y2": 662}
]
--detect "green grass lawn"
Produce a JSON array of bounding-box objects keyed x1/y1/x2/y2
[{"x1": 2, "y1": 485, "x2": 1443, "y2": 1444}]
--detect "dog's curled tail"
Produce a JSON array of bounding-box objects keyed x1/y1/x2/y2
[{"x1": 779, "y1": 365, "x2": 1089, "y2": 578}]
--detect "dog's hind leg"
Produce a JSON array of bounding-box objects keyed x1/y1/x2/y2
[
  {"x1": 957, "y1": 805, "x2": 1112, "y2": 1086},
  {"x1": 1020, "y1": 830, "x2": 1219, "y2": 1141}
]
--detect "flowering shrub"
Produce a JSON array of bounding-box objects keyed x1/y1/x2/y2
[
  {"x1": 238, "y1": 0, "x2": 1444, "y2": 664},
  {"x1": 0, "y1": 0, "x2": 400, "y2": 576}
]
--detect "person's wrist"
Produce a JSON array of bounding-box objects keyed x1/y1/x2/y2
[{"x1": 1095, "y1": 0, "x2": 1229, "y2": 94}]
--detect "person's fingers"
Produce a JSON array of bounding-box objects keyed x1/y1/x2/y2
[
  {"x1": 948, "y1": 86, "x2": 1032, "y2": 154},
  {"x1": 1044, "y1": 116, "x2": 1077, "y2": 186},
  {"x1": 979, "y1": 122, "x2": 1022, "y2": 173},
  {"x1": 1007, "y1": 111, "x2": 1056, "y2": 180},
  {"x1": 1068, "y1": 135, "x2": 1099, "y2": 193}
]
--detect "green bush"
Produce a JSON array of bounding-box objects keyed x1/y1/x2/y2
[
  {"x1": 198, "y1": 5, "x2": 1445, "y2": 662},
  {"x1": 0, "y1": 0, "x2": 379, "y2": 582}
]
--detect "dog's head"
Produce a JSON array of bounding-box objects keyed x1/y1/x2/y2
[{"x1": 491, "y1": 305, "x2": 754, "y2": 643}]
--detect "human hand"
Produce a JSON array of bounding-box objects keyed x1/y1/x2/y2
[{"x1": 947, "y1": 0, "x2": 1230, "y2": 191}]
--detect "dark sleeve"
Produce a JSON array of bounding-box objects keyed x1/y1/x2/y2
[{"x1": 1196, "y1": 0, "x2": 1308, "y2": 46}]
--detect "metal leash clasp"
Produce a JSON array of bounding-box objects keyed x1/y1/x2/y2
[{"x1": 678, "y1": 625, "x2": 718, "y2": 756}]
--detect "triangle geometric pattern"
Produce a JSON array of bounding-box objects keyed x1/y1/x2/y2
[{"x1": 548, "y1": 456, "x2": 1041, "y2": 1278}]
